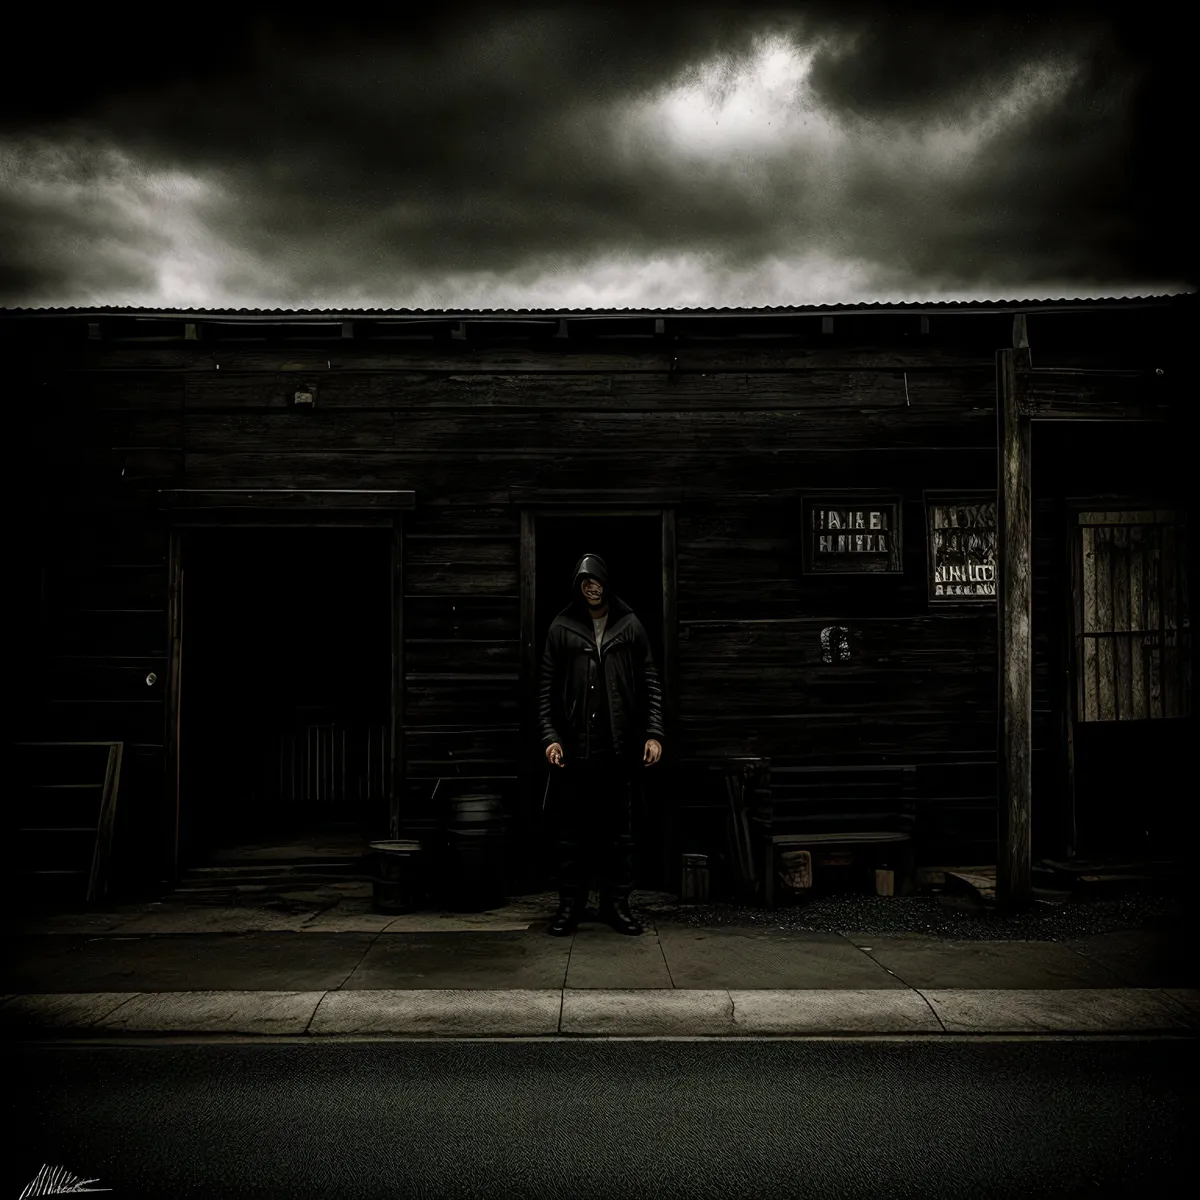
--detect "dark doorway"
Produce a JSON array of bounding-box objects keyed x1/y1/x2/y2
[
  {"x1": 532, "y1": 514, "x2": 667, "y2": 891},
  {"x1": 1033, "y1": 419, "x2": 1194, "y2": 862},
  {"x1": 1066, "y1": 505, "x2": 1192, "y2": 857},
  {"x1": 178, "y1": 528, "x2": 391, "y2": 867}
]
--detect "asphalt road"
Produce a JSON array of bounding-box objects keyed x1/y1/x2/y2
[{"x1": 2, "y1": 1038, "x2": 1195, "y2": 1199}]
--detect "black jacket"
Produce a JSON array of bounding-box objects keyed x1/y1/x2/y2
[{"x1": 539, "y1": 553, "x2": 665, "y2": 761}]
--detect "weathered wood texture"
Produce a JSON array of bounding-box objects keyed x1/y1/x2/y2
[
  {"x1": 28, "y1": 323, "x2": 1192, "y2": 887},
  {"x1": 997, "y1": 348, "x2": 1033, "y2": 907},
  {"x1": 21, "y1": 349, "x2": 1009, "y2": 876},
  {"x1": 62, "y1": 343, "x2": 1006, "y2": 373},
  {"x1": 390, "y1": 518, "x2": 404, "y2": 839},
  {"x1": 1018, "y1": 369, "x2": 1173, "y2": 421},
  {"x1": 678, "y1": 618, "x2": 993, "y2": 717}
]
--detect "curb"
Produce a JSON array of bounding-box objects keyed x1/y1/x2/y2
[{"x1": 1, "y1": 988, "x2": 1197, "y2": 1038}]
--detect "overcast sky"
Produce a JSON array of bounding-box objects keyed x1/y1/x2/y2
[{"x1": 0, "y1": 2, "x2": 1191, "y2": 310}]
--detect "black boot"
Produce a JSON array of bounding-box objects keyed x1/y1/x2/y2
[
  {"x1": 598, "y1": 895, "x2": 643, "y2": 936},
  {"x1": 548, "y1": 891, "x2": 584, "y2": 937}
]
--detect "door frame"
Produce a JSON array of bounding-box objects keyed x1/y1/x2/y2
[
  {"x1": 996, "y1": 328, "x2": 1173, "y2": 907},
  {"x1": 518, "y1": 500, "x2": 680, "y2": 890},
  {"x1": 159, "y1": 489, "x2": 414, "y2": 882},
  {"x1": 1060, "y1": 492, "x2": 1186, "y2": 859}
]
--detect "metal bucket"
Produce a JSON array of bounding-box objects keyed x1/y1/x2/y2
[
  {"x1": 444, "y1": 793, "x2": 505, "y2": 911},
  {"x1": 367, "y1": 839, "x2": 424, "y2": 914}
]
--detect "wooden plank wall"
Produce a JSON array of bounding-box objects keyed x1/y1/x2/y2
[
  {"x1": 402, "y1": 505, "x2": 522, "y2": 842},
  {"x1": 31, "y1": 310, "x2": 1186, "y2": 886},
  {"x1": 23, "y1": 365, "x2": 180, "y2": 890}
]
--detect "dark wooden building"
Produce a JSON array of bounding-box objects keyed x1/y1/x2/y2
[{"x1": 7, "y1": 297, "x2": 1195, "y2": 905}]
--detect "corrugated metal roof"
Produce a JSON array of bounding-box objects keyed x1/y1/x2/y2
[{"x1": 0, "y1": 295, "x2": 1194, "y2": 319}]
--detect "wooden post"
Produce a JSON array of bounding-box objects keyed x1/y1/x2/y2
[
  {"x1": 1063, "y1": 504, "x2": 1080, "y2": 859},
  {"x1": 997, "y1": 326, "x2": 1033, "y2": 910},
  {"x1": 163, "y1": 528, "x2": 184, "y2": 883},
  {"x1": 89, "y1": 742, "x2": 124, "y2": 902},
  {"x1": 389, "y1": 516, "x2": 404, "y2": 839},
  {"x1": 661, "y1": 506, "x2": 679, "y2": 890},
  {"x1": 519, "y1": 509, "x2": 538, "y2": 886}
]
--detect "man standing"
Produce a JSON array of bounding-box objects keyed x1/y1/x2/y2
[{"x1": 539, "y1": 553, "x2": 664, "y2": 937}]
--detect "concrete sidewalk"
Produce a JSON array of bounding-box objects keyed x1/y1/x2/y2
[
  {"x1": 3, "y1": 904, "x2": 1197, "y2": 1038},
  {"x1": 4, "y1": 986, "x2": 1197, "y2": 1038}
]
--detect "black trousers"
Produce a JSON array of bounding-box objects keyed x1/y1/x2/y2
[{"x1": 553, "y1": 748, "x2": 636, "y2": 902}]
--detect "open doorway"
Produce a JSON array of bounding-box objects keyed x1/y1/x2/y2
[
  {"x1": 1066, "y1": 504, "x2": 1192, "y2": 857},
  {"x1": 531, "y1": 513, "x2": 668, "y2": 890},
  {"x1": 177, "y1": 527, "x2": 392, "y2": 869}
]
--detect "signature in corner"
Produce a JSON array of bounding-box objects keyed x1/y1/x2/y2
[{"x1": 19, "y1": 1165, "x2": 112, "y2": 1197}]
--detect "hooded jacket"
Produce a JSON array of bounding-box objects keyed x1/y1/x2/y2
[{"x1": 538, "y1": 553, "x2": 665, "y2": 761}]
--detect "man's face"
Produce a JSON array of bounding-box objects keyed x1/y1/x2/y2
[{"x1": 581, "y1": 576, "x2": 604, "y2": 606}]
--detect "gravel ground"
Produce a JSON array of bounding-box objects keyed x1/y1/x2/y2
[
  {"x1": 11, "y1": 882, "x2": 1185, "y2": 943},
  {"x1": 634, "y1": 890, "x2": 1185, "y2": 940}
]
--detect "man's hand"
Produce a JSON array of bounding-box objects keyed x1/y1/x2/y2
[
  {"x1": 545, "y1": 742, "x2": 564, "y2": 767},
  {"x1": 643, "y1": 738, "x2": 662, "y2": 766}
]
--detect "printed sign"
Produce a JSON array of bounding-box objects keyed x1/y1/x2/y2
[
  {"x1": 926, "y1": 494, "x2": 997, "y2": 602},
  {"x1": 802, "y1": 497, "x2": 902, "y2": 574}
]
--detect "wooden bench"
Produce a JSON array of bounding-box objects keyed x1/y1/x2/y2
[{"x1": 751, "y1": 763, "x2": 917, "y2": 909}]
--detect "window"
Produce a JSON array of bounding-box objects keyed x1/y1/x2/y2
[
  {"x1": 925, "y1": 493, "x2": 996, "y2": 603},
  {"x1": 1074, "y1": 509, "x2": 1190, "y2": 721}
]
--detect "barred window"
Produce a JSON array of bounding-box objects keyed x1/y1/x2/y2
[{"x1": 1074, "y1": 510, "x2": 1190, "y2": 721}]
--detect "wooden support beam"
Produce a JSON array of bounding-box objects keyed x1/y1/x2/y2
[
  {"x1": 1018, "y1": 369, "x2": 1171, "y2": 421},
  {"x1": 996, "y1": 346, "x2": 1032, "y2": 911},
  {"x1": 389, "y1": 516, "x2": 404, "y2": 840},
  {"x1": 509, "y1": 487, "x2": 683, "y2": 506},
  {"x1": 158, "y1": 488, "x2": 416, "y2": 510},
  {"x1": 654, "y1": 318, "x2": 666, "y2": 335},
  {"x1": 661, "y1": 505, "x2": 679, "y2": 888},
  {"x1": 164, "y1": 529, "x2": 183, "y2": 883},
  {"x1": 341, "y1": 321, "x2": 355, "y2": 339},
  {"x1": 555, "y1": 318, "x2": 569, "y2": 339},
  {"x1": 87, "y1": 322, "x2": 102, "y2": 340},
  {"x1": 451, "y1": 321, "x2": 467, "y2": 341},
  {"x1": 519, "y1": 508, "x2": 538, "y2": 885},
  {"x1": 821, "y1": 317, "x2": 834, "y2": 335},
  {"x1": 87, "y1": 742, "x2": 123, "y2": 902},
  {"x1": 184, "y1": 322, "x2": 200, "y2": 341},
  {"x1": 919, "y1": 316, "x2": 930, "y2": 335},
  {"x1": 1012, "y1": 312, "x2": 1029, "y2": 352}
]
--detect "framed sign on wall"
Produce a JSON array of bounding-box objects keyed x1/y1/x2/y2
[
  {"x1": 924, "y1": 491, "x2": 997, "y2": 603},
  {"x1": 801, "y1": 494, "x2": 903, "y2": 574}
]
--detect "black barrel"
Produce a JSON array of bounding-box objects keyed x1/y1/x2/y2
[
  {"x1": 367, "y1": 840, "x2": 424, "y2": 914},
  {"x1": 444, "y1": 792, "x2": 506, "y2": 911}
]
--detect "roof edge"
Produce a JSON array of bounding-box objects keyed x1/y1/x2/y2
[{"x1": 0, "y1": 295, "x2": 1195, "y2": 320}]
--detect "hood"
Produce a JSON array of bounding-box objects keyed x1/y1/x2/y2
[
  {"x1": 558, "y1": 552, "x2": 630, "y2": 625},
  {"x1": 571, "y1": 553, "x2": 610, "y2": 593}
]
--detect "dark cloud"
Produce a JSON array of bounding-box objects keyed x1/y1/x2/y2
[
  {"x1": 804, "y1": 10, "x2": 1088, "y2": 118},
  {"x1": 0, "y1": 1, "x2": 1192, "y2": 307}
]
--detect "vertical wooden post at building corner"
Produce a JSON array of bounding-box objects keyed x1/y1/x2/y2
[
  {"x1": 661, "y1": 506, "x2": 679, "y2": 891},
  {"x1": 519, "y1": 509, "x2": 538, "y2": 888},
  {"x1": 996, "y1": 315, "x2": 1033, "y2": 911},
  {"x1": 164, "y1": 527, "x2": 184, "y2": 884},
  {"x1": 389, "y1": 515, "x2": 404, "y2": 841}
]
